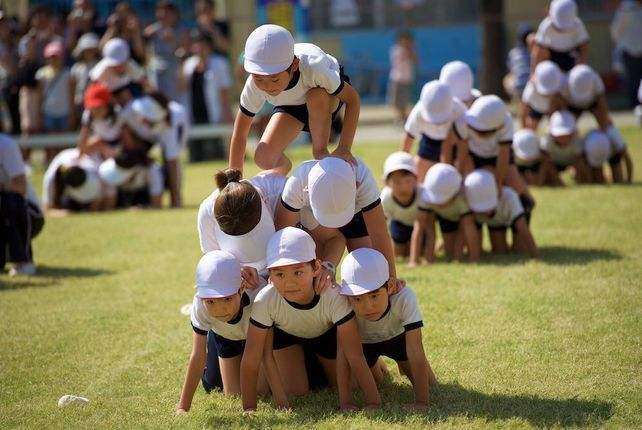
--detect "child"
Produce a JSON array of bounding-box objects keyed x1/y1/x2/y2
[
  {"x1": 177, "y1": 250, "x2": 285, "y2": 413},
  {"x1": 439, "y1": 61, "x2": 482, "y2": 108},
  {"x1": 512, "y1": 129, "x2": 544, "y2": 186},
  {"x1": 380, "y1": 151, "x2": 420, "y2": 258},
  {"x1": 413, "y1": 163, "x2": 481, "y2": 264},
  {"x1": 539, "y1": 110, "x2": 588, "y2": 185},
  {"x1": 464, "y1": 169, "x2": 538, "y2": 258},
  {"x1": 78, "y1": 82, "x2": 124, "y2": 164},
  {"x1": 338, "y1": 248, "x2": 436, "y2": 410},
  {"x1": 36, "y1": 40, "x2": 74, "y2": 133},
  {"x1": 582, "y1": 130, "x2": 615, "y2": 184},
  {"x1": 532, "y1": 0, "x2": 589, "y2": 73},
  {"x1": 89, "y1": 37, "x2": 147, "y2": 94},
  {"x1": 505, "y1": 23, "x2": 534, "y2": 101},
  {"x1": 276, "y1": 157, "x2": 400, "y2": 289},
  {"x1": 240, "y1": 227, "x2": 380, "y2": 411},
  {"x1": 388, "y1": 31, "x2": 417, "y2": 124},
  {"x1": 520, "y1": 61, "x2": 564, "y2": 130},
  {"x1": 229, "y1": 24, "x2": 360, "y2": 174},
  {"x1": 401, "y1": 80, "x2": 467, "y2": 181},
  {"x1": 69, "y1": 33, "x2": 101, "y2": 127}
]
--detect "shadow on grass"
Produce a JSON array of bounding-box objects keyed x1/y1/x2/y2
[
  {"x1": 204, "y1": 382, "x2": 613, "y2": 428},
  {"x1": 0, "y1": 265, "x2": 111, "y2": 291},
  {"x1": 472, "y1": 246, "x2": 622, "y2": 267}
]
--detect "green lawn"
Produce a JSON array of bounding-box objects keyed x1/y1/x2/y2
[{"x1": 1, "y1": 128, "x2": 641, "y2": 429}]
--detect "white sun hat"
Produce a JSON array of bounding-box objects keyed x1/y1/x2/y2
[
  {"x1": 568, "y1": 64, "x2": 599, "y2": 106},
  {"x1": 308, "y1": 157, "x2": 356, "y2": 228},
  {"x1": 464, "y1": 169, "x2": 498, "y2": 212},
  {"x1": 421, "y1": 163, "x2": 462, "y2": 205},
  {"x1": 102, "y1": 38, "x2": 130, "y2": 66},
  {"x1": 439, "y1": 60, "x2": 474, "y2": 102},
  {"x1": 98, "y1": 158, "x2": 134, "y2": 186},
  {"x1": 419, "y1": 80, "x2": 454, "y2": 124},
  {"x1": 383, "y1": 151, "x2": 417, "y2": 179},
  {"x1": 550, "y1": 0, "x2": 578, "y2": 31},
  {"x1": 266, "y1": 227, "x2": 317, "y2": 269},
  {"x1": 243, "y1": 24, "x2": 295, "y2": 75},
  {"x1": 549, "y1": 110, "x2": 577, "y2": 136},
  {"x1": 512, "y1": 129, "x2": 542, "y2": 162},
  {"x1": 339, "y1": 248, "x2": 389, "y2": 296},
  {"x1": 464, "y1": 95, "x2": 507, "y2": 131},
  {"x1": 72, "y1": 33, "x2": 100, "y2": 58},
  {"x1": 534, "y1": 61, "x2": 564, "y2": 96},
  {"x1": 195, "y1": 250, "x2": 242, "y2": 298},
  {"x1": 584, "y1": 130, "x2": 611, "y2": 168},
  {"x1": 66, "y1": 170, "x2": 101, "y2": 203}
]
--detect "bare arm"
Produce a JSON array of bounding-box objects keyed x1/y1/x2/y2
[
  {"x1": 363, "y1": 204, "x2": 397, "y2": 278},
  {"x1": 9, "y1": 175, "x2": 27, "y2": 197},
  {"x1": 334, "y1": 83, "x2": 360, "y2": 156},
  {"x1": 461, "y1": 214, "x2": 480, "y2": 262},
  {"x1": 514, "y1": 217, "x2": 538, "y2": 258},
  {"x1": 593, "y1": 95, "x2": 613, "y2": 131},
  {"x1": 261, "y1": 329, "x2": 288, "y2": 409},
  {"x1": 623, "y1": 149, "x2": 634, "y2": 184},
  {"x1": 176, "y1": 332, "x2": 207, "y2": 412},
  {"x1": 228, "y1": 110, "x2": 254, "y2": 172},
  {"x1": 495, "y1": 145, "x2": 510, "y2": 188},
  {"x1": 409, "y1": 211, "x2": 428, "y2": 266},
  {"x1": 240, "y1": 325, "x2": 268, "y2": 411},
  {"x1": 401, "y1": 133, "x2": 415, "y2": 153},
  {"x1": 530, "y1": 44, "x2": 549, "y2": 73},
  {"x1": 165, "y1": 158, "x2": 181, "y2": 208},
  {"x1": 405, "y1": 328, "x2": 430, "y2": 406},
  {"x1": 336, "y1": 346, "x2": 355, "y2": 410},
  {"x1": 275, "y1": 201, "x2": 300, "y2": 230},
  {"x1": 577, "y1": 43, "x2": 589, "y2": 65}
]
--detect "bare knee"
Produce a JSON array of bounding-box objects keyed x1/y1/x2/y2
[{"x1": 254, "y1": 141, "x2": 274, "y2": 170}]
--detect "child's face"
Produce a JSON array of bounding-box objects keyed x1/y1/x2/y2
[
  {"x1": 386, "y1": 170, "x2": 417, "y2": 198},
  {"x1": 202, "y1": 291, "x2": 242, "y2": 322},
  {"x1": 269, "y1": 261, "x2": 319, "y2": 303},
  {"x1": 48, "y1": 55, "x2": 63, "y2": 67},
  {"x1": 90, "y1": 105, "x2": 109, "y2": 119},
  {"x1": 347, "y1": 287, "x2": 389, "y2": 321},
  {"x1": 554, "y1": 133, "x2": 574, "y2": 146},
  {"x1": 252, "y1": 60, "x2": 298, "y2": 96}
]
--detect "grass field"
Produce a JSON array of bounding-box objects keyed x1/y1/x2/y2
[{"x1": 1, "y1": 128, "x2": 641, "y2": 429}]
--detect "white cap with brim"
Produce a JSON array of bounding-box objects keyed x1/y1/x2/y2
[
  {"x1": 132, "y1": 96, "x2": 167, "y2": 123},
  {"x1": 308, "y1": 157, "x2": 357, "y2": 228},
  {"x1": 72, "y1": 33, "x2": 100, "y2": 58},
  {"x1": 568, "y1": 65, "x2": 598, "y2": 107},
  {"x1": 549, "y1": 110, "x2": 577, "y2": 136},
  {"x1": 243, "y1": 24, "x2": 295, "y2": 75},
  {"x1": 534, "y1": 61, "x2": 563, "y2": 96},
  {"x1": 512, "y1": 129, "x2": 541, "y2": 162},
  {"x1": 464, "y1": 95, "x2": 506, "y2": 131},
  {"x1": 214, "y1": 200, "x2": 276, "y2": 267},
  {"x1": 584, "y1": 130, "x2": 611, "y2": 168},
  {"x1": 102, "y1": 38, "x2": 130, "y2": 67},
  {"x1": 66, "y1": 170, "x2": 102, "y2": 203},
  {"x1": 195, "y1": 250, "x2": 242, "y2": 298},
  {"x1": 439, "y1": 61, "x2": 474, "y2": 102},
  {"x1": 421, "y1": 163, "x2": 462, "y2": 205},
  {"x1": 464, "y1": 169, "x2": 498, "y2": 212},
  {"x1": 550, "y1": 0, "x2": 578, "y2": 31},
  {"x1": 266, "y1": 227, "x2": 316, "y2": 269},
  {"x1": 339, "y1": 248, "x2": 389, "y2": 296},
  {"x1": 419, "y1": 80, "x2": 454, "y2": 124},
  {"x1": 383, "y1": 151, "x2": 416, "y2": 178},
  {"x1": 98, "y1": 158, "x2": 134, "y2": 186}
]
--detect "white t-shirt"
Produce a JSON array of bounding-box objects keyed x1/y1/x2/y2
[
  {"x1": 419, "y1": 190, "x2": 471, "y2": 222},
  {"x1": 89, "y1": 58, "x2": 145, "y2": 91},
  {"x1": 190, "y1": 282, "x2": 265, "y2": 341},
  {"x1": 475, "y1": 186, "x2": 524, "y2": 228},
  {"x1": 0, "y1": 134, "x2": 39, "y2": 206},
  {"x1": 535, "y1": 17, "x2": 590, "y2": 52},
  {"x1": 158, "y1": 101, "x2": 190, "y2": 161},
  {"x1": 464, "y1": 112, "x2": 514, "y2": 158},
  {"x1": 182, "y1": 55, "x2": 232, "y2": 124},
  {"x1": 389, "y1": 44, "x2": 415, "y2": 84},
  {"x1": 356, "y1": 287, "x2": 423, "y2": 344},
  {"x1": 540, "y1": 135, "x2": 583, "y2": 166},
  {"x1": 561, "y1": 71, "x2": 605, "y2": 109},
  {"x1": 522, "y1": 81, "x2": 555, "y2": 114},
  {"x1": 81, "y1": 108, "x2": 124, "y2": 142},
  {"x1": 42, "y1": 148, "x2": 101, "y2": 207},
  {"x1": 118, "y1": 162, "x2": 164, "y2": 197},
  {"x1": 197, "y1": 173, "x2": 287, "y2": 256},
  {"x1": 281, "y1": 158, "x2": 380, "y2": 230},
  {"x1": 239, "y1": 43, "x2": 343, "y2": 115},
  {"x1": 250, "y1": 284, "x2": 354, "y2": 339},
  {"x1": 381, "y1": 185, "x2": 421, "y2": 227},
  {"x1": 404, "y1": 98, "x2": 467, "y2": 140}
]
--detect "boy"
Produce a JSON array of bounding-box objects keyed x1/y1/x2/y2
[
  {"x1": 229, "y1": 24, "x2": 360, "y2": 174},
  {"x1": 539, "y1": 110, "x2": 588, "y2": 185},
  {"x1": 520, "y1": 61, "x2": 564, "y2": 130},
  {"x1": 380, "y1": 151, "x2": 420, "y2": 258},
  {"x1": 413, "y1": 163, "x2": 481, "y2": 264},
  {"x1": 513, "y1": 129, "x2": 544, "y2": 186},
  {"x1": 464, "y1": 169, "x2": 538, "y2": 258},
  {"x1": 439, "y1": 61, "x2": 482, "y2": 108},
  {"x1": 582, "y1": 130, "x2": 615, "y2": 184},
  {"x1": 339, "y1": 248, "x2": 436, "y2": 410},
  {"x1": 240, "y1": 227, "x2": 380, "y2": 412}
]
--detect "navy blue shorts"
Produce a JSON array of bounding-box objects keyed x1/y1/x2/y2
[
  {"x1": 609, "y1": 150, "x2": 623, "y2": 165},
  {"x1": 470, "y1": 148, "x2": 514, "y2": 169},
  {"x1": 339, "y1": 210, "x2": 369, "y2": 239},
  {"x1": 212, "y1": 332, "x2": 246, "y2": 358},
  {"x1": 568, "y1": 100, "x2": 598, "y2": 118},
  {"x1": 418, "y1": 134, "x2": 442, "y2": 162},
  {"x1": 390, "y1": 219, "x2": 414, "y2": 244},
  {"x1": 273, "y1": 325, "x2": 339, "y2": 359},
  {"x1": 527, "y1": 107, "x2": 544, "y2": 120},
  {"x1": 362, "y1": 332, "x2": 409, "y2": 368},
  {"x1": 548, "y1": 48, "x2": 578, "y2": 73},
  {"x1": 555, "y1": 162, "x2": 571, "y2": 172},
  {"x1": 517, "y1": 162, "x2": 541, "y2": 175},
  {"x1": 436, "y1": 214, "x2": 460, "y2": 234}
]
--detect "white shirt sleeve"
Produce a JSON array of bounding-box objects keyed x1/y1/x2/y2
[
  {"x1": 399, "y1": 288, "x2": 423, "y2": 328},
  {"x1": 325, "y1": 289, "x2": 354, "y2": 325},
  {"x1": 356, "y1": 161, "x2": 381, "y2": 211},
  {"x1": 575, "y1": 20, "x2": 590, "y2": 45},
  {"x1": 249, "y1": 173, "x2": 287, "y2": 215},
  {"x1": 239, "y1": 76, "x2": 266, "y2": 115},
  {"x1": 534, "y1": 18, "x2": 551, "y2": 47},
  {"x1": 281, "y1": 172, "x2": 307, "y2": 211},
  {"x1": 504, "y1": 187, "x2": 525, "y2": 224},
  {"x1": 197, "y1": 194, "x2": 220, "y2": 253},
  {"x1": 380, "y1": 187, "x2": 394, "y2": 220},
  {"x1": 249, "y1": 287, "x2": 275, "y2": 328},
  {"x1": 404, "y1": 104, "x2": 423, "y2": 138},
  {"x1": 309, "y1": 58, "x2": 342, "y2": 95}
]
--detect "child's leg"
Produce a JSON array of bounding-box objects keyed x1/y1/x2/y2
[
  {"x1": 397, "y1": 360, "x2": 437, "y2": 387},
  {"x1": 273, "y1": 345, "x2": 309, "y2": 396},
  {"x1": 394, "y1": 242, "x2": 410, "y2": 258},
  {"x1": 415, "y1": 157, "x2": 435, "y2": 183},
  {"x1": 346, "y1": 236, "x2": 373, "y2": 252},
  {"x1": 316, "y1": 356, "x2": 338, "y2": 387},
  {"x1": 489, "y1": 228, "x2": 509, "y2": 254},
  {"x1": 442, "y1": 232, "x2": 458, "y2": 260},
  {"x1": 505, "y1": 165, "x2": 533, "y2": 198},
  {"x1": 609, "y1": 160, "x2": 624, "y2": 183},
  {"x1": 306, "y1": 87, "x2": 340, "y2": 159},
  {"x1": 219, "y1": 355, "x2": 242, "y2": 395},
  {"x1": 254, "y1": 113, "x2": 304, "y2": 174}
]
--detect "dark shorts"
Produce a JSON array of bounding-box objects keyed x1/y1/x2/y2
[
  {"x1": 390, "y1": 219, "x2": 413, "y2": 244},
  {"x1": 116, "y1": 188, "x2": 150, "y2": 208},
  {"x1": 568, "y1": 100, "x2": 598, "y2": 118},
  {"x1": 609, "y1": 150, "x2": 623, "y2": 165},
  {"x1": 418, "y1": 134, "x2": 442, "y2": 162},
  {"x1": 339, "y1": 210, "x2": 369, "y2": 239},
  {"x1": 0, "y1": 192, "x2": 44, "y2": 267},
  {"x1": 273, "y1": 325, "x2": 338, "y2": 360},
  {"x1": 436, "y1": 214, "x2": 460, "y2": 234},
  {"x1": 362, "y1": 332, "x2": 409, "y2": 368},
  {"x1": 548, "y1": 48, "x2": 579, "y2": 72},
  {"x1": 517, "y1": 162, "x2": 541, "y2": 174},
  {"x1": 211, "y1": 332, "x2": 246, "y2": 359},
  {"x1": 555, "y1": 162, "x2": 571, "y2": 172},
  {"x1": 470, "y1": 148, "x2": 514, "y2": 169},
  {"x1": 527, "y1": 107, "x2": 545, "y2": 120}
]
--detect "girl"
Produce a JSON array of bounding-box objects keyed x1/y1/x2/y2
[
  {"x1": 400, "y1": 80, "x2": 467, "y2": 181},
  {"x1": 338, "y1": 248, "x2": 436, "y2": 410},
  {"x1": 539, "y1": 110, "x2": 589, "y2": 185},
  {"x1": 520, "y1": 61, "x2": 564, "y2": 130},
  {"x1": 176, "y1": 250, "x2": 286, "y2": 413},
  {"x1": 512, "y1": 129, "x2": 544, "y2": 186},
  {"x1": 229, "y1": 24, "x2": 360, "y2": 174},
  {"x1": 439, "y1": 61, "x2": 482, "y2": 108},
  {"x1": 464, "y1": 170, "x2": 538, "y2": 258},
  {"x1": 240, "y1": 227, "x2": 380, "y2": 412},
  {"x1": 412, "y1": 163, "x2": 481, "y2": 264}
]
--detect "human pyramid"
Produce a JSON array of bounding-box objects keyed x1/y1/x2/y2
[{"x1": 177, "y1": 0, "x2": 634, "y2": 414}]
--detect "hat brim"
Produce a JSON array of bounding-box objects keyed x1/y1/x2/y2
[
  {"x1": 383, "y1": 162, "x2": 417, "y2": 179},
  {"x1": 73, "y1": 44, "x2": 99, "y2": 58},
  {"x1": 421, "y1": 187, "x2": 448, "y2": 206},
  {"x1": 312, "y1": 204, "x2": 355, "y2": 229},
  {"x1": 469, "y1": 198, "x2": 497, "y2": 213},
  {"x1": 102, "y1": 57, "x2": 126, "y2": 67},
  {"x1": 420, "y1": 106, "x2": 451, "y2": 125},
  {"x1": 244, "y1": 58, "x2": 291, "y2": 76},
  {"x1": 195, "y1": 286, "x2": 240, "y2": 299},
  {"x1": 464, "y1": 113, "x2": 496, "y2": 131},
  {"x1": 535, "y1": 81, "x2": 558, "y2": 96},
  {"x1": 550, "y1": 126, "x2": 575, "y2": 137},
  {"x1": 339, "y1": 281, "x2": 379, "y2": 296},
  {"x1": 266, "y1": 257, "x2": 312, "y2": 270}
]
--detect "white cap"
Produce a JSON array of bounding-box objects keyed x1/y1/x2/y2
[
  {"x1": 421, "y1": 163, "x2": 462, "y2": 205},
  {"x1": 243, "y1": 24, "x2": 295, "y2": 75},
  {"x1": 102, "y1": 38, "x2": 130, "y2": 66},
  {"x1": 66, "y1": 170, "x2": 101, "y2": 203},
  {"x1": 419, "y1": 80, "x2": 454, "y2": 124},
  {"x1": 534, "y1": 61, "x2": 563, "y2": 96},
  {"x1": 568, "y1": 64, "x2": 598, "y2": 106},
  {"x1": 512, "y1": 129, "x2": 541, "y2": 162},
  {"x1": 266, "y1": 227, "x2": 316, "y2": 269},
  {"x1": 465, "y1": 95, "x2": 506, "y2": 131},
  {"x1": 464, "y1": 169, "x2": 498, "y2": 212},
  {"x1": 383, "y1": 151, "x2": 416, "y2": 178},
  {"x1": 195, "y1": 250, "x2": 242, "y2": 298},
  {"x1": 214, "y1": 200, "x2": 276, "y2": 266},
  {"x1": 132, "y1": 96, "x2": 167, "y2": 123},
  {"x1": 308, "y1": 158, "x2": 356, "y2": 228},
  {"x1": 339, "y1": 248, "x2": 389, "y2": 296},
  {"x1": 440, "y1": 61, "x2": 474, "y2": 102},
  {"x1": 98, "y1": 158, "x2": 133, "y2": 186},
  {"x1": 550, "y1": 0, "x2": 578, "y2": 31},
  {"x1": 584, "y1": 130, "x2": 611, "y2": 168},
  {"x1": 549, "y1": 110, "x2": 577, "y2": 136},
  {"x1": 72, "y1": 33, "x2": 99, "y2": 58}
]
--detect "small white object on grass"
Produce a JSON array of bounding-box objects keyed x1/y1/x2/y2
[
  {"x1": 58, "y1": 395, "x2": 90, "y2": 407},
  {"x1": 180, "y1": 304, "x2": 192, "y2": 315}
]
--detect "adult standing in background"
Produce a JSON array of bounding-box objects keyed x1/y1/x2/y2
[
  {"x1": 100, "y1": 3, "x2": 146, "y2": 65},
  {"x1": 388, "y1": 31, "x2": 417, "y2": 124},
  {"x1": 195, "y1": 0, "x2": 230, "y2": 57},
  {"x1": 611, "y1": 0, "x2": 642, "y2": 108}
]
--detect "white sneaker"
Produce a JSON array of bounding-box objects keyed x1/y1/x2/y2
[{"x1": 9, "y1": 263, "x2": 36, "y2": 277}]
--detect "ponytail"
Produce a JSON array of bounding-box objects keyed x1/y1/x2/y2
[{"x1": 213, "y1": 169, "x2": 262, "y2": 236}]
